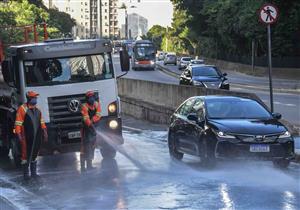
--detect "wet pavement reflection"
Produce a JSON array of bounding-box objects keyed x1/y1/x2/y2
[{"x1": 0, "y1": 130, "x2": 299, "y2": 210}]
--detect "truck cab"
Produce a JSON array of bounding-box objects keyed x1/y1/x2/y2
[{"x1": 0, "y1": 38, "x2": 129, "y2": 166}]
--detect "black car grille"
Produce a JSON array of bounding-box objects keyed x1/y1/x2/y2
[{"x1": 234, "y1": 133, "x2": 280, "y2": 143}]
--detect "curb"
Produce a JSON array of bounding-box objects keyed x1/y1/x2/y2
[{"x1": 156, "y1": 64, "x2": 300, "y2": 94}]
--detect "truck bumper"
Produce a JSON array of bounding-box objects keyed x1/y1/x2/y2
[{"x1": 40, "y1": 116, "x2": 123, "y2": 155}]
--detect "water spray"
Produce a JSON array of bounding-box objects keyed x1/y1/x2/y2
[{"x1": 94, "y1": 128, "x2": 146, "y2": 171}]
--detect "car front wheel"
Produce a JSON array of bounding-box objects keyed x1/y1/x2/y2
[
  {"x1": 201, "y1": 138, "x2": 216, "y2": 168},
  {"x1": 273, "y1": 158, "x2": 290, "y2": 169},
  {"x1": 168, "y1": 132, "x2": 183, "y2": 160}
]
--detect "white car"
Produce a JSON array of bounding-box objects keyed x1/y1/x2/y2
[
  {"x1": 189, "y1": 59, "x2": 205, "y2": 66},
  {"x1": 157, "y1": 52, "x2": 166, "y2": 61},
  {"x1": 178, "y1": 57, "x2": 192, "y2": 70}
]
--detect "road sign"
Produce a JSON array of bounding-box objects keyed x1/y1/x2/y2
[
  {"x1": 258, "y1": 3, "x2": 279, "y2": 112},
  {"x1": 259, "y1": 3, "x2": 279, "y2": 25}
]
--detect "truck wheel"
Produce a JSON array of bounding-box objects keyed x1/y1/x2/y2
[
  {"x1": 273, "y1": 159, "x2": 290, "y2": 169},
  {"x1": 0, "y1": 147, "x2": 9, "y2": 158},
  {"x1": 11, "y1": 139, "x2": 21, "y2": 168},
  {"x1": 168, "y1": 133, "x2": 183, "y2": 160},
  {"x1": 100, "y1": 147, "x2": 117, "y2": 159}
]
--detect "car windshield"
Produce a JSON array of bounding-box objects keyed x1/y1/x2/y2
[
  {"x1": 134, "y1": 44, "x2": 156, "y2": 60},
  {"x1": 182, "y1": 57, "x2": 192, "y2": 61},
  {"x1": 206, "y1": 98, "x2": 272, "y2": 119},
  {"x1": 24, "y1": 53, "x2": 114, "y2": 87},
  {"x1": 192, "y1": 66, "x2": 220, "y2": 77}
]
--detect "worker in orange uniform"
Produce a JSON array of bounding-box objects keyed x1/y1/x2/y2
[
  {"x1": 80, "y1": 91, "x2": 101, "y2": 172},
  {"x1": 15, "y1": 91, "x2": 48, "y2": 180}
]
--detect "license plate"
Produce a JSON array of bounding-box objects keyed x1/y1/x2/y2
[
  {"x1": 250, "y1": 144, "x2": 270, "y2": 152},
  {"x1": 68, "y1": 131, "x2": 81, "y2": 139}
]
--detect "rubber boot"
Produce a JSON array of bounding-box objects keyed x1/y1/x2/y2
[
  {"x1": 30, "y1": 161, "x2": 40, "y2": 178},
  {"x1": 22, "y1": 164, "x2": 30, "y2": 181},
  {"x1": 86, "y1": 159, "x2": 95, "y2": 170},
  {"x1": 80, "y1": 155, "x2": 86, "y2": 173}
]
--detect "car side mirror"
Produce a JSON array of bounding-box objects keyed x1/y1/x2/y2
[
  {"x1": 187, "y1": 113, "x2": 198, "y2": 123},
  {"x1": 119, "y1": 50, "x2": 130, "y2": 72},
  {"x1": 223, "y1": 73, "x2": 227, "y2": 77},
  {"x1": 272, "y1": 113, "x2": 282, "y2": 120},
  {"x1": 1, "y1": 60, "x2": 14, "y2": 87}
]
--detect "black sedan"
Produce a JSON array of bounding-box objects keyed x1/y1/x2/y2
[
  {"x1": 168, "y1": 96, "x2": 294, "y2": 168},
  {"x1": 179, "y1": 65, "x2": 229, "y2": 90}
]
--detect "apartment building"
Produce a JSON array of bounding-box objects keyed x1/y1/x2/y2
[
  {"x1": 121, "y1": 13, "x2": 148, "y2": 39},
  {"x1": 43, "y1": 0, "x2": 119, "y2": 39}
]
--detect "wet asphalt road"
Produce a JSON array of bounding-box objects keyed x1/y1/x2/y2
[{"x1": 0, "y1": 127, "x2": 299, "y2": 210}]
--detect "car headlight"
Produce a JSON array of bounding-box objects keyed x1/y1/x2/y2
[
  {"x1": 193, "y1": 80, "x2": 204, "y2": 86},
  {"x1": 135, "y1": 61, "x2": 139, "y2": 65},
  {"x1": 109, "y1": 120, "x2": 118, "y2": 129},
  {"x1": 278, "y1": 131, "x2": 291, "y2": 138},
  {"x1": 150, "y1": 61, "x2": 155, "y2": 65},
  {"x1": 217, "y1": 131, "x2": 236, "y2": 139}
]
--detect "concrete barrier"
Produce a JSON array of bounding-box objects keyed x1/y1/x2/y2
[{"x1": 117, "y1": 78, "x2": 263, "y2": 124}]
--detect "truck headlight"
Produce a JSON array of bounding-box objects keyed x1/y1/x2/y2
[
  {"x1": 109, "y1": 120, "x2": 118, "y2": 129},
  {"x1": 108, "y1": 102, "x2": 117, "y2": 114},
  {"x1": 278, "y1": 131, "x2": 291, "y2": 138}
]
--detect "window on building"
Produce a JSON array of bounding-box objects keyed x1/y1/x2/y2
[{"x1": 105, "y1": 16, "x2": 107, "y2": 20}]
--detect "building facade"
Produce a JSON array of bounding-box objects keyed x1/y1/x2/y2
[
  {"x1": 121, "y1": 13, "x2": 148, "y2": 40},
  {"x1": 43, "y1": 0, "x2": 119, "y2": 39}
]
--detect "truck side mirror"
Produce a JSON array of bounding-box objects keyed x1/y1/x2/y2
[
  {"x1": 119, "y1": 50, "x2": 130, "y2": 72},
  {"x1": 1, "y1": 61, "x2": 14, "y2": 86}
]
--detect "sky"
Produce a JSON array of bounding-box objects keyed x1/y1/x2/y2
[{"x1": 118, "y1": 0, "x2": 174, "y2": 28}]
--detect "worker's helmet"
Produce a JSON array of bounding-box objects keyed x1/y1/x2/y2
[
  {"x1": 26, "y1": 91, "x2": 39, "y2": 99},
  {"x1": 85, "y1": 91, "x2": 95, "y2": 98}
]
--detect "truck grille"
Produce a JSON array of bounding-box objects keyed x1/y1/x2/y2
[{"x1": 48, "y1": 94, "x2": 87, "y2": 144}]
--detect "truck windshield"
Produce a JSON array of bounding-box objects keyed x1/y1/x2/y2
[
  {"x1": 23, "y1": 53, "x2": 113, "y2": 87},
  {"x1": 134, "y1": 44, "x2": 156, "y2": 60}
]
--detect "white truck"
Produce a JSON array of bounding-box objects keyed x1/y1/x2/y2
[{"x1": 0, "y1": 38, "x2": 130, "y2": 166}]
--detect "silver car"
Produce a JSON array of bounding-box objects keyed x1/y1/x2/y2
[
  {"x1": 164, "y1": 54, "x2": 177, "y2": 65},
  {"x1": 178, "y1": 57, "x2": 192, "y2": 70}
]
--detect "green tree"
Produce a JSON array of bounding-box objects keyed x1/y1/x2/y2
[
  {"x1": 170, "y1": 0, "x2": 300, "y2": 57},
  {"x1": 48, "y1": 8, "x2": 76, "y2": 37},
  {"x1": 144, "y1": 25, "x2": 166, "y2": 50}
]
